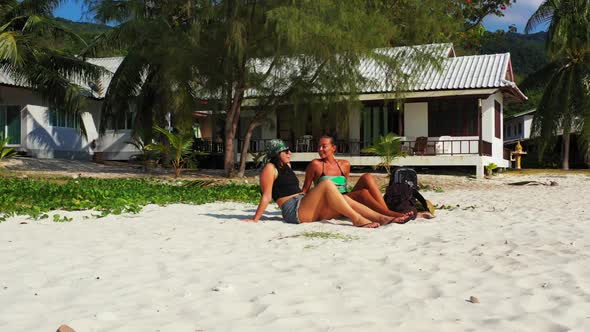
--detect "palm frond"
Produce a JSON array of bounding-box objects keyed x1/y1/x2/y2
[
  {"x1": 0, "y1": 31, "x2": 19, "y2": 64},
  {"x1": 525, "y1": 0, "x2": 557, "y2": 34}
]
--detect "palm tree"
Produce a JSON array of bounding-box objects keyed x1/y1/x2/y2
[
  {"x1": 524, "y1": 0, "x2": 590, "y2": 170},
  {"x1": 83, "y1": 0, "x2": 199, "y2": 144},
  {"x1": 0, "y1": 0, "x2": 101, "y2": 115},
  {"x1": 146, "y1": 125, "x2": 193, "y2": 178},
  {"x1": 361, "y1": 132, "x2": 404, "y2": 176}
]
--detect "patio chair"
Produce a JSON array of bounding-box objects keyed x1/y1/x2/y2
[
  {"x1": 412, "y1": 136, "x2": 428, "y2": 155},
  {"x1": 297, "y1": 135, "x2": 313, "y2": 152}
]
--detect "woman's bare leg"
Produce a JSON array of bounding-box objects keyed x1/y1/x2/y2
[
  {"x1": 298, "y1": 180, "x2": 379, "y2": 228},
  {"x1": 351, "y1": 174, "x2": 389, "y2": 206},
  {"x1": 342, "y1": 196, "x2": 409, "y2": 224},
  {"x1": 346, "y1": 189, "x2": 406, "y2": 218}
]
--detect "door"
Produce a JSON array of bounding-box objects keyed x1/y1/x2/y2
[{"x1": 0, "y1": 105, "x2": 21, "y2": 145}]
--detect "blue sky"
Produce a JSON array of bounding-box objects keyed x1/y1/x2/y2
[
  {"x1": 482, "y1": 0, "x2": 546, "y2": 33},
  {"x1": 54, "y1": 0, "x2": 89, "y2": 22},
  {"x1": 54, "y1": 0, "x2": 547, "y2": 33}
]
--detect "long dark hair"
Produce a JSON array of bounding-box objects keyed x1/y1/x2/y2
[{"x1": 270, "y1": 155, "x2": 289, "y2": 172}]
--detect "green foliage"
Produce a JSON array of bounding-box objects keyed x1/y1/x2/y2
[
  {"x1": 249, "y1": 151, "x2": 266, "y2": 169},
  {"x1": 0, "y1": 0, "x2": 102, "y2": 116},
  {"x1": 146, "y1": 126, "x2": 194, "y2": 178},
  {"x1": 361, "y1": 133, "x2": 404, "y2": 175},
  {"x1": 45, "y1": 18, "x2": 116, "y2": 56},
  {"x1": 485, "y1": 162, "x2": 498, "y2": 176},
  {"x1": 480, "y1": 31, "x2": 547, "y2": 80},
  {"x1": 53, "y1": 214, "x2": 73, "y2": 222},
  {"x1": 0, "y1": 177, "x2": 259, "y2": 221},
  {"x1": 522, "y1": 0, "x2": 590, "y2": 170},
  {"x1": 0, "y1": 137, "x2": 17, "y2": 161},
  {"x1": 278, "y1": 231, "x2": 358, "y2": 241}
]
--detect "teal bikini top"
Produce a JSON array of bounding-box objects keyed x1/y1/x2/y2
[{"x1": 315, "y1": 160, "x2": 348, "y2": 194}]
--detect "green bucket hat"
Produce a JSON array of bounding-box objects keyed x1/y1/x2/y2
[{"x1": 265, "y1": 139, "x2": 289, "y2": 159}]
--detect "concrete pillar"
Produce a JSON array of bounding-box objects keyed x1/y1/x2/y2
[{"x1": 475, "y1": 162, "x2": 484, "y2": 179}]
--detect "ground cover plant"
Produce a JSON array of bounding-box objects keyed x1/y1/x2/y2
[{"x1": 0, "y1": 177, "x2": 259, "y2": 221}]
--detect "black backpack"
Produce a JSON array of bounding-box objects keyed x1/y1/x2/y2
[
  {"x1": 384, "y1": 167, "x2": 428, "y2": 216},
  {"x1": 391, "y1": 167, "x2": 418, "y2": 189},
  {"x1": 384, "y1": 183, "x2": 417, "y2": 215}
]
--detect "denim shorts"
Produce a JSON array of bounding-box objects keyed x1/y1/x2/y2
[{"x1": 280, "y1": 194, "x2": 304, "y2": 224}]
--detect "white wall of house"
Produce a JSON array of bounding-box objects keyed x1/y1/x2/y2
[
  {"x1": 481, "y1": 92, "x2": 508, "y2": 168},
  {"x1": 22, "y1": 104, "x2": 96, "y2": 159},
  {"x1": 523, "y1": 115, "x2": 533, "y2": 139},
  {"x1": 505, "y1": 114, "x2": 534, "y2": 141},
  {"x1": 403, "y1": 102, "x2": 428, "y2": 138},
  {"x1": 0, "y1": 85, "x2": 137, "y2": 160}
]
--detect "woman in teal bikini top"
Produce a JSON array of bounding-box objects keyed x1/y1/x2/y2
[
  {"x1": 315, "y1": 160, "x2": 348, "y2": 193},
  {"x1": 302, "y1": 135, "x2": 411, "y2": 223}
]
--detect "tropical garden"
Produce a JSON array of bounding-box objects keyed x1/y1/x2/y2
[
  {"x1": 0, "y1": 0, "x2": 515, "y2": 218},
  {"x1": 0, "y1": 0, "x2": 520, "y2": 171},
  {"x1": 2, "y1": 0, "x2": 589, "y2": 219}
]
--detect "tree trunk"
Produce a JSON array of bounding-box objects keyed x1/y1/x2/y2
[
  {"x1": 562, "y1": 131, "x2": 570, "y2": 170},
  {"x1": 237, "y1": 119, "x2": 263, "y2": 177},
  {"x1": 223, "y1": 87, "x2": 245, "y2": 177}
]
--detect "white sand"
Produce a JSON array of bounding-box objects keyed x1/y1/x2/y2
[{"x1": 1, "y1": 174, "x2": 590, "y2": 332}]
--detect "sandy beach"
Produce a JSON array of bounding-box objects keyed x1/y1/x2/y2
[{"x1": 1, "y1": 172, "x2": 590, "y2": 331}]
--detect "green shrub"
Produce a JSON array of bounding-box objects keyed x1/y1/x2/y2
[{"x1": 0, "y1": 177, "x2": 259, "y2": 221}]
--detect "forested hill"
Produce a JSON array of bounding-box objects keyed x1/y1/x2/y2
[
  {"x1": 480, "y1": 31, "x2": 547, "y2": 82},
  {"x1": 54, "y1": 16, "x2": 547, "y2": 77},
  {"x1": 52, "y1": 18, "x2": 116, "y2": 56}
]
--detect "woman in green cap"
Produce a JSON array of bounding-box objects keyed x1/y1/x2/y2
[
  {"x1": 302, "y1": 135, "x2": 415, "y2": 221},
  {"x1": 244, "y1": 139, "x2": 400, "y2": 227}
]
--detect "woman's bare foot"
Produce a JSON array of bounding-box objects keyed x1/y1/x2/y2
[
  {"x1": 417, "y1": 211, "x2": 435, "y2": 219},
  {"x1": 359, "y1": 222, "x2": 380, "y2": 228},
  {"x1": 389, "y1": 214, "x2": 412, "y2": 224}
]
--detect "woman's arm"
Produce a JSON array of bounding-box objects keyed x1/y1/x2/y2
[
  {"x1": 243, "y1": 163, "x2": 275, "y2": 222},
  {"x1": 341, "y1": 159, "x2": 352, "y2": 178},
  {"x1": 302, "y1": 160, "x2": 319, "y2": 193}
]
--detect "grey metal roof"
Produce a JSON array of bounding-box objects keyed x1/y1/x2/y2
[
  {"x1": 0, "y1": 57, "x2": 122, "y2": 98},
  {"x1": 0, "y1": 43, "x2": 525, "y2": 101},
  {"x1": 85, "y1": 57, "x2": 124, "y2": 98},
  {"x1": 244, "y1": 44, "x2": 525, "y2": 99},
  {"x1": 506, "y1": 109, "x2": 536, "y2": 119},
  {"x1": 358, "y1": 51, "x2": 523, "y2": 98}
]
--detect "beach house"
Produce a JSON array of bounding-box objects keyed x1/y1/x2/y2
[{"x1": 0, "y1": 43, "x2": 526, "y2": 176}]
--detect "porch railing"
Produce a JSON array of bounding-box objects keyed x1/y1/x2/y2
[
  {"x1": 192, "y1": 138, "x2": 224, "y2": 154},
  {"x1": 234, "y1": 138, "x2": 493, "y2": 156}
]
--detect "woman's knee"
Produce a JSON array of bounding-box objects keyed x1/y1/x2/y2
[
  {"x1": 317, "y1": 179, "x2": 338, "y2": 191},
  {"x1": 360, "y1": 173, "x2": 376, "y2": 184}
]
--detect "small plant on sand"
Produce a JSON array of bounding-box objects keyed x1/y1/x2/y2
[
  {"x1": 361, "y1": 133, "x2": 404, "y2": 175},
  {"x1": 126, "y1": 132, "x2": 153, "y2": 172},
  {"x1": 0, "y1": 136, "x2": 17, "y2": 161},
  {"x1": 146, "y1": 126, "x2": 193, "y2": 178},
  {"x1": 485, "y1": 163, "x2": 498, "y2": 177},
  {"x1": 278, "y1": 231, "x2": 358, "y2": 241}
]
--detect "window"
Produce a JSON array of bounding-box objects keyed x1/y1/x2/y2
[
  {"x1": 360, "y1": 102, "x2": 400, "y2": 145},
  {"x1": 104, "y1": 111, "x2": 135, "y2": 130},
  {"x1": 428, "y1": 99, "x2": 478, "y2": 136},
  {"x1": 518, "y1": 123, "x2": 523, "y2": 135},
  {"x1": 494, "y1": 101, "x2": 501, "y2": 138},
  {"x1": 49, "y1": 108, "x2": 80, "y2": 129},
  {"x1": 507, "y1": 125, "x2": 511, "y2": 137}
]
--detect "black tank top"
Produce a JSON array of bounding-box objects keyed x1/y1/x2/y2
[{"x1": 271, "y1": 164, "x2": 301, "y2": 201}]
